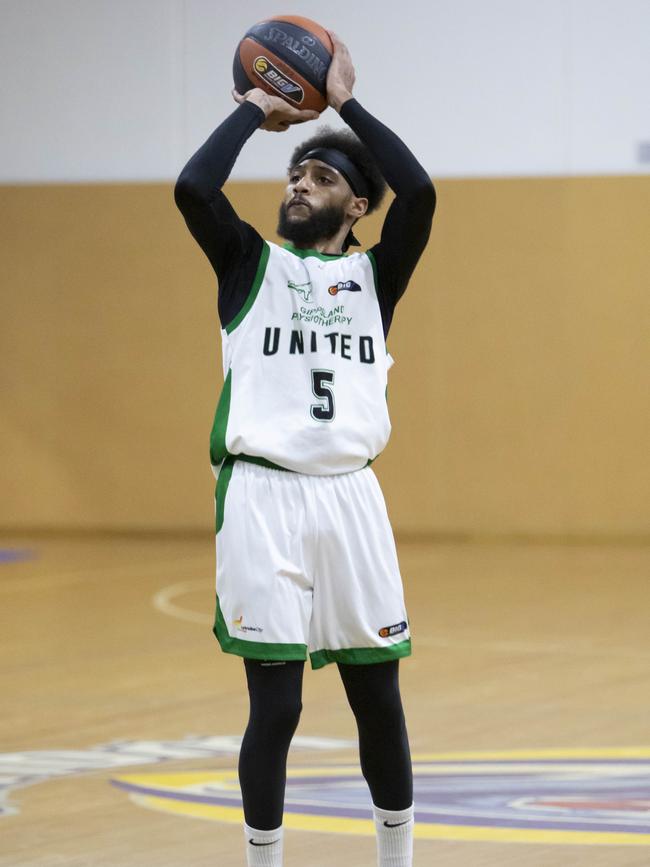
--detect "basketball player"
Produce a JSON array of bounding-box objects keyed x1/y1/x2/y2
[{"x1": 175, "y1": 32, "x2": 435, "y2": 867}]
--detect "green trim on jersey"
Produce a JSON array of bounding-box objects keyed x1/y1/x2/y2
[
  {"x1": 213, "y1": 595, "x2": 308, "y2": 661},
  {"x1": 309, "y1": 639, "x2": 412, "y2": 670},
  {"x1": 225, "y1": 241, "x2": 270, "y2": 335},
  {"x1": 210, "y1": 369, "x2": 232, "y2": 468},
  {"x1": 282, "y1": 242, "x2": 348, "y2": 262}
]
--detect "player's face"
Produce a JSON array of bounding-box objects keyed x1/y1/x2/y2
[
  {"x1": 284, "y1": 159, "x2": 354, "y2": 217},
  {"x1": 277, "y1": 159, "x2": 357, "y2": 247}
]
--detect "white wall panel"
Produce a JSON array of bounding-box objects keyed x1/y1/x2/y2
[
  {"x1": 0, "y1": 0, "x2": 182, "y2": 181},
  {"x1": 0, "y1": 0, "x2": 648, "y2": 181},
  {"x1": 568, "y1": 0, "x2": 650, "y2": 173},
  {"x1": 181, "y1": 0, "x2": 570, "y2": 180}
]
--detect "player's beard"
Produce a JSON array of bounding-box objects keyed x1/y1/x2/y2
[{"x1": 277, "y1": 201, "x2": 346, "y2": 248}]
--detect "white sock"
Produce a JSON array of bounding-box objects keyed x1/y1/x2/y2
[
  {"x1": 243, "y1": 823, "x2": 283, "y2": 867},
  {"x1": 372, "y1": 803, "x2": 414, "y2": 867}
]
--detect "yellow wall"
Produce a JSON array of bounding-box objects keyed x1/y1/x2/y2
[{"x1": 1, "y1": 177, "x2": 648, "y2": 536}]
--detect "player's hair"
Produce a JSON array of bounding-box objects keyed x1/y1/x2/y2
[{"x1": 289, "y1": 127, "x2": 387, "y2": 214}]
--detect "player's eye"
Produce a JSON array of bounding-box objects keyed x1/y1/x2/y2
[{"x1": 289, "y1": 173, "x2": 301, "y2": 183}]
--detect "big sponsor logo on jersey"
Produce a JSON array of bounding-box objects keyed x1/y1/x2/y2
[{"x1": 328, "y1": 280, "x2": 362, "y2": 296}]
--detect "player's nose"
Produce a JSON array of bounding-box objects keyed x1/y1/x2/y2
[{"x1": 293, "y1": 174, "x2": 312, "y2": 193}]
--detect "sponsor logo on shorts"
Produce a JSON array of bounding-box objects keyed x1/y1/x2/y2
[
  {"x1": 328, "y1": 280, "x2": 362, "y2": 296},
  {"x1": 378, "y1": 621, "x2": 408, "y2": 638},
  {"x1": 232, "y1": 615, "x2": 263, "y2": 634}
]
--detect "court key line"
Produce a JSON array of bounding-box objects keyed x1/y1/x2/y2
[{"x1": 153, "y1": 579, "x2": 213, "y2": 625}]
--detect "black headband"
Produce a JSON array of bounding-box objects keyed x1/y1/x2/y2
[{"x1": 296, "y1": 147, "x2": 370, "y2": 201}]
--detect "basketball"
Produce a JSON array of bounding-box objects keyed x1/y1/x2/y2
[{"x1": 233, "y1": 15, "x2": 333, "y2": 113}]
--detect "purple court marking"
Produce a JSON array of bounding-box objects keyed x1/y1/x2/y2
[
  {"x1": 0, "y1": 548, "x2": 35, "y2": 564},
  {"x1": 111, "y1": 758, "x2": 650, "y2": 837}
]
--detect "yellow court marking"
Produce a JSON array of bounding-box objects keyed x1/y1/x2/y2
[
  {"x1": 127, "y1": 792, "x2": 650, "y2": 846},
  {"x1": 114, "y1": 748, "x2": 650, "y2": 846},
  {"x1": 413, "y1": 747, "x2": 650, "y2": 760}
]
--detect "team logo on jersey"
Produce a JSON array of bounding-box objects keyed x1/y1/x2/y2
[
  {"x1": 288, "y1": 280, "x2": 314, "y2": 303},
  {"x1": 328, "y1": 280, "x2": 362, "y2": 296}
]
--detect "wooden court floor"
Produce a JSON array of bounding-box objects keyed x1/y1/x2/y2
[{"x1": 1, "y1": 533, "x2": 649, "y2": 866}]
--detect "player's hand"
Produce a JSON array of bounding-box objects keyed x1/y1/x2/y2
[
  {"x1": 326, "y1": 31, "x2": 355, "y2": 113},
  {"x1": 233, "y1": 88, "x2": 319, "y2": 132}
]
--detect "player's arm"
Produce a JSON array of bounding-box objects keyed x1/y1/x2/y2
[
  {"x1": 174, "y1": 92, "x2": 317, "y2": 326},
  {"x1": 327, "y1": 32, "x2": 436, "y2": 336}
]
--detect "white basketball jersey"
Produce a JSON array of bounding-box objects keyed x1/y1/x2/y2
[{"x1": 210, "y1": 241, "x2": 393, "y2": 475}]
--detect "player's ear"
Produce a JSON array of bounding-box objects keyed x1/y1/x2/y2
[{"x1": 348, "y1": 196, "x2": 368, "y2": 219}]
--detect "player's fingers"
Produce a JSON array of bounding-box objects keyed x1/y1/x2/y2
[
  {"x1": 261, "y1": 119, "x2": 290, "y2": 132},
  {"x1": 328, "y1": 30, "x2": 349, "y2": 56},
  {"x1": 286, "y1": 107, "x2": 320, "y2": 123}
]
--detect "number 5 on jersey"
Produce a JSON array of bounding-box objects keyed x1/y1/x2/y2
[{"x1": 310, "y1": 369, "x2": 335, "y2": 422}]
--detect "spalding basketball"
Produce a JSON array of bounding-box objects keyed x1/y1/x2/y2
[{"x1": 233, "y1": 15, "x2": 333, "y2": 113}]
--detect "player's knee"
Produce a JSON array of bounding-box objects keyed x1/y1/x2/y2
[
  {"x1": 344, "y1": 671, "x2": 405, "y2": 730},
  {"x1": 356, "y1": 691, "x2": 405, "y2": 731},
  {"x1": 252, "y1": 696, "x2": 303, "y2": 741},
  {"x1": 276, "y1": 696, "x2": 303, "y2": 736}
]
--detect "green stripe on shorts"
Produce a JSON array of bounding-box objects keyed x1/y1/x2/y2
[
  {"x1": 309, "y1": 639, "x2": 412, "y2": 670},
  {"x1": 215, "y1": 455, "x2": 235, "y2": 534},
  {"x1": 213, "y1": 595, "x2": 308, "y2": 662}
]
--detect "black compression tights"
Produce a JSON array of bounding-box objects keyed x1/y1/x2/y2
[{"x1": 238, "y1": 658, "x2": 412, "y2": 830}]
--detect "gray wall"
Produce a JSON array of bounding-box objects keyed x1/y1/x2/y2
[{"x1": 1, "y1": 0, "x2": 649, "y2": 182}]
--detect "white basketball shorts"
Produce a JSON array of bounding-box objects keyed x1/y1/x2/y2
[{"x1": 213, "y1": 458, "x2": 411, "y2": 669}]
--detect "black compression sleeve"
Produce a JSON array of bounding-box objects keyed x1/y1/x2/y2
[
  {"x1": 239, "y1": 660, "x2": 305, "y2": 829},
  {"x1": 338, "y1": 660, "x2": 412, "y2": 810},
  {"x1": 174, "y1": 101, "x2": 266, "y2": 328},
  {"x1": 339, "y1": 100, "x2": 436, "y2": 336}
]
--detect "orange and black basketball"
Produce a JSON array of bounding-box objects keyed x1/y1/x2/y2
[{"x1": 233, "y1": 15, "x2": 333, "y2": 113}]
